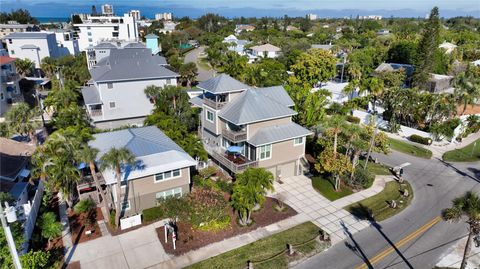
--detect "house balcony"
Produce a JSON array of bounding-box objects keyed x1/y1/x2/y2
[
  {"x1": 222, "y1": 129, "x2": 247, "y2": 142},
  {"x1": 89, "y1": 108, "x2": 103, "y2": 117},
  {"x1": 77, "y1": 172, "x2": 106, "y2": 191},
  {"x1": 203, "y1": 98, "x2": 226, "y2": 110},
  {"x1": 208, "y1": 148, "x2": 258, "y2": 173}
]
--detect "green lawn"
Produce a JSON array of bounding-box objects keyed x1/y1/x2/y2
[
  {"x1": 366, "y1": 162, "x2": 392, "y2": 176},
  {"x1": 345, "y1": 181, "x2": 413, "y2": 222},
  {"x1": 389, "y1": 138, "x2": 433, "y2": 159},
  {"x1": 442, "y1": 138, "x2": 480, "y2": 162},
  {"x1": 311, "y1": 176, "x2": 353, "y2": 201},
  {"x1": 185, "y1": 222, "x2": 329, "y2": 269}
]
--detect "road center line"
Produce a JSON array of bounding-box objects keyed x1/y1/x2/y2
[{"x1": 355, "y1": 216, "x2": 442, "y2": 269}]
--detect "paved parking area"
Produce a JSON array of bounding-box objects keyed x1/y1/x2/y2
[{"x1": 272, "y1": 175, "x2": 393, "y2": 243}]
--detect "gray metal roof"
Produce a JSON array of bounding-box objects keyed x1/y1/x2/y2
[
  {"x1": 20, "y1": 44, "x2": 39, "y2": 49},
  {"x1": 81, "y1": 85, "x2": 101, "y2": 105},
  {"x1": 94, "y1": 42, "x2": 117, "y2": 49},
  {"x1": 197, "y1": 74, "x2": 249, "y2": 94},
  {"x1": 189, "y1": 94, "x2": 204, "y2": 107},
  {"x1": 219, "y1": 89, "x2": 297, "y2": 125},
  {"x1": 254, "y1": 86, "x2": 294, "y2": 107},
  {"x1": 3, "y1": 32, "x2": 51, "y2": 39},
  {"x1": 123, "y1": 42, "x2": 146, "y2": 49},
  {"x1": 89, "y1": 126, "x2": 187, "y2": 159},
  {"x1": 311, "y1": 44, "x2": 333, "y2": 50},
  {"x1": 90, "y1": 49, "x2": 178, "y2": 82},
  {"x1": 248, "y1": 122, "x2": 313, "y2": 146}
]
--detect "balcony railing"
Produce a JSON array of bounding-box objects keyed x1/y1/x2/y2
[
  {"x1": 222, "y1": 129, "x2": 247, "y2": 142},
  {"x1": 77, "y1": 172, "x2": 106, "y2": 190},
  {"x1": 89, "y1": 108, "x2": 103, "y2": 117},
  {"x1": 203, "y1": 98, "x2": 226, "y2": 110},
  {"x1": 209, "y1": 149, "x2": 258, "y2": 173}
]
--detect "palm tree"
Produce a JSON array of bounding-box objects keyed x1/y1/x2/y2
[
  {"x1": 15, "y1": 58, "x2": 34, "y2": 77},
  {"x1": 40, "y1": 212, "x2": 62, "y2": 249},
  {"x1": 454, "y1": 68, "x2": 480, "y2": 115},
  {"x1": 237, "y1": 168, "x2": 274, "y2": 210},
  {"x1": 40, "y1": 57, "x2": 57, "y2": 78},
  {"x1": 75, "y1": 146, "x2": 109, "y2": 210},
  {"x1": 231, "y1": 184, "x2": 256, "y2": 226},
  {"x1": 362, "y1": 77, "x2": 384, "y2": 113},
  {"x1": 442, "y1": 192, "x2": 480, "y2": 269},
  {"x1": 325, "y1": 115, "x2": 346, "y2": 158},
  {"x1": 179, "y1": 62, "x2": 198, "y2": 87},
  {"x1": 99, "y1": 148, "x2": 136, "y2": 228},
  {"x1": 144, "y1": 85, "x2": 161, "y2": 104},
  {"x1": 5, "y1": 102, "x2": 39, "y2": 144}
]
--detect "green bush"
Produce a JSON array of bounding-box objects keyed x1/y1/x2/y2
[
  {"x1": 143, "y1": 206, "x2": 165, "y2": 222},
  {"x1": 346, "y1": 115, "x2": 361, "y2": 124},
  {"x1": 109, "y1": 210, "x2": 116, "y2": 229},
  {"x1": 352, "y1": 168, "x2": 374, "y2": 189},
  {"x1": 197, "y1": 215, "x2": 231, "y2": 231},
  {"x1": 215, "y1": 179, "x2": 233, "y2": 194},
  {"x1": 408, "y1": 134, "x2": 432, "y2": 145},
  {"x1": 74, "y1": 199, "x2": 96, "y2": 214}
]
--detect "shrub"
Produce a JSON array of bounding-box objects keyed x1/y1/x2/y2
[
  {"x1": 346, "y1": 115, "x2": 360, "y2": 124},
  {"x1": 409, "y1": 134, "x2": 432, "y2": 145},
  {"x1": 74, "y1": 199, "x2": 96, "y2": 214},
  {"x1": 197, "y1": 215, "x2": 231, "y2": 231},
  {"x1": 215, "y1": 179, "x2": 233, "y2": 193},
  {"x1": 109, "y1": 210, "x2": 116, "y2": 229},
  {"x1": 143, "y1": 206, "x2": 165, "y2": 222},
  {"x1": 199, "y1": 166, "x2": 218, "y2": 179},
  {"x1": 187, "y1": 188, "x2": 229, "y2": 229},
  {"x1": 352, "y1": 168, "x2": 374, "y2": 189}
]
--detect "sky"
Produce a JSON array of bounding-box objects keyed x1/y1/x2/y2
[{"x1": 1, "y1": 0, "x2": 479, "y2": 18}]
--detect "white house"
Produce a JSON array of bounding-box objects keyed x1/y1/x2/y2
[
  {"x1": 50, "y1": 30, "x2": 80, "y2": 56},
  {"x1": 223, "y1": 35, "x2": 250, "y2": 56},
  {"x1": 74, "y1": 13, "x2": 138, "y2": 51},
  {"x1": 312, "y1": 81, "x2": 361, "y2": 104},
  {"x1": 81, "y1": 47, "x2": 178, "y2": 129},
  {"x1": 3, "y1": 32, "x2": 60, "y2": 68},
  {"x1": 159, "y1": 21, "x2": 179, "y2": 34},
  {"x1": 249, "y1": 44, "x2": 281, "y2": 61}
]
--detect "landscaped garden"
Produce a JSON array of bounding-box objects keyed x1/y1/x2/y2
[
  {"x1": 68, "y1": 199, "x2": 104, "y2": 244},
  {"x1": 442, "y1": 138, "x2": 480, "y2": 162},
  {"x1": 389, "y1": 138, "x2": 433, "y2": 159},
  {"x1": 345, "y1": 180, "x2": 413, "y2": 222},
  {"x1": 185, "y1": 222, "x2": 330, "y2": 269},
  {"x1": 143, "y1": 167, "x2": 298, "y2": 255}
]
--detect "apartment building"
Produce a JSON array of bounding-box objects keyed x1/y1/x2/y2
[
  {"x1": 0, "y1": 22, "x2": 39, "y2": 38},
  {"x1": 51, "y1": 29, "x2": 80, "y2": 56},
  {"x1": 74, "y1": 13, "x2": 138, "y2": 51},
  {"x1": 0, "y1": 56, "x2": 21, "y2": 118},
  {"x1": 87, "y1": 126, "x2": 196, "y2": 220},
  {"x1": 191, "y1": 74, "x2": 312, "y2": 179},
  {"x1": 3, "y1": 32, "x2": 60, "y2": 68},
  {"x1": 81, "y1": 46, "x2": 177, "y2": 129},
  {"x1": 155, "y1": 13, "x2": 173, "y2": 21}
]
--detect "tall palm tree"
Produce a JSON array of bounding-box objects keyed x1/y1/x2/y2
[
  {"x1": 231, "y1": 184, "x2": 256, "y2": 226},
  {"x1": 325, "y1": 115, "x2": 346, "y2": 158},
  {"x1": 5, "y1": 102, "x2": 39, "y2": 144},
  {"x1": 75, "y1": 146, "x2": 109, "y2": 210},
  {"x1": 454, "y1": 68, "x2": 480, "y2": 115},
  {"x1": 362, "y1": 77, "x2": 384, "y2": 113},
  {"x1": 144, "y1": 85, "x2": 161, "y2": 105},
  {"x1": 15, "y1": 58, "x2": 34, "y2": 77},
  {"x1": 99, "y1": 148, "x2": 136, "y2": 228},
  {"x1": 40, "y1": 57, "x2": 57, "y2": 78},
  {"x1": 442, "y1": 192, "x2": 480, "y2": 269}
]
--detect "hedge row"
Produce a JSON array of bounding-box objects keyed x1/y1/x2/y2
[{"x1": 409, "y1": 134, "x2": 432, "y2": 145}]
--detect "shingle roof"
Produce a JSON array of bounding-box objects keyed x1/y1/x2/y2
[
  {"x1": 81, "y1": 85, "x2": 101, "y2": 105},
  {"x1": 248, "y1": 122, "x2": 312, "y2": 146},
  {"x1": 219, "y1": 89, "x2": 297, "y2": 125},
  {"x1": 3, "y1": 32, "x2": 50, "y2": 39},
  {"x1": 251, "y1": 44, "x2": 281, "y2": 52},
  {"x1": 197, "y1": 74, "x2": 249, "y2": 94},
  {"x1": 254, "y1": 86, "x2": 294, "y2": 107},
  {"x1": 90, "y1": 49, "x2": 178, "y2": 82},
  {"x1": 89, "y1": 126, "x2": 196, "y2": 184}
]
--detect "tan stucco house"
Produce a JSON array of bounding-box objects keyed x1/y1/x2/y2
[
  {"x1": 87, "y1": 126, "x2": 197, "y2": 218},
  {"x1": 190, "y1": 74, "x2": 312, "y2": 179}
]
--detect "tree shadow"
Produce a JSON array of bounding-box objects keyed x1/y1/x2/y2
[
  {"x1": 467, "y1": 167, "x2": 480, "y2": 181},
  {"x1": 437, "y1": 158, "x2": 480, "y2": 183},
  {"x1": 350, "y1": 203, "x2": 414, "y2": 269}
]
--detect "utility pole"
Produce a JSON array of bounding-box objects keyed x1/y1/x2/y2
[{"x1": 0, "y1": 203, "x2": 22, "y2": 269}]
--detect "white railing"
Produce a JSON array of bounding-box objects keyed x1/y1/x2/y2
[{"x1": 21, "y1": 180, "x2": 44, "y2": 253}]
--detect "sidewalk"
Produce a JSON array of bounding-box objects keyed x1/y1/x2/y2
[
  {"x1": 270, "y1": 175, "x2": 395, "y2": 244},
  {"x1": 436, "y1": 234, "x2": 480, "y2": 269},
  {"x1": 57, "y1": 193, "x2": 73, "y2": 256}
]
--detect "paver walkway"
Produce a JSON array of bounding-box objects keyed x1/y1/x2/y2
[
  {"x1": 58, "y1": 193, "x2": 73, "y2": 252},
  {"x1": 271, "y1": 175, "x2": 394, "y2": 244}
]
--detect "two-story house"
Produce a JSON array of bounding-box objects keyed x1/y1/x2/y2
[
  {"x1": 81, "y1": 46, "x2": 178, "y2": 129},
  {"x1": 191, "y1": 74, "x2": 312, "y2": 179},
  {"x1": 3, "y1": 32, "x2": 61, "y2": 68},
  {"x1": 87, "y1": 126, "x2": 196, "y2": 221}
]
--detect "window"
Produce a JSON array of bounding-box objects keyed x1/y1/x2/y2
[
  {"x1": 10, "y1": 50, "x2": 14, "y2": 55},
  {"x1": 112, "y1": 32, "x2": 119, "y2": 37},
  {"x1": 155, "y1": 187, "x2": 182, "y2": 200},
  {"x1": 87, "y1": 27, "x2": 91, "y2": 30},
  {"x1": 0, "y1": 93, "x2": 4, "y2": 100},
  {"x1": 294, "y1": 137, "x2": 304, "y2": 146},
  {"x1": 166, "y1": 79, "x2": 171, "y2": 85},
  {"x1": 88, "y1": 38, "x2": 93, "y2": 42},
  {"x1": 87, "y1": 32, "x2": 92, "y2": 36},
  {"x1": 121, "y1": 200, "x2": 130, "y2": 211},
  {"x1": 109, "y1": 101, "x2": 116, "y2": 108},
  {"x1": 120, "y1": 179, "x2": 128, "y2": 188},
  {"x1": 107, "y1": 83, "x2": 113, "y2": 89},
  {"x1": 259, "y1": 144, "x2": 272, "y2": 160},
  {"x1": 113, "y1": 26, "x2": 119, "y2": 31},
  {"x1": 8, "y1": 39, "x2": 12, "y2": 44},
  {"x1": 154, "y1": 169, "x2": 181, "y2": 182},
  {"x1": 206, "y1": 110, "x2": 214, "y2": 123}
]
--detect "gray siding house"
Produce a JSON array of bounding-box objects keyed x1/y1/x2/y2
[
  {"x1": 87, "y1": 126, "x2": 197, "y2": 218},
  {"x1": 191, "y1": 74, "x2": 312, "y2": 179},
  {"x1": 81, "y1": 46, "x2": 178, "y2": 129}
]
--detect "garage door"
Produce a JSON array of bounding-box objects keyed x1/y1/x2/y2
[{"x1": 278, "y1": 162, "x2": 296, "y2": 178}]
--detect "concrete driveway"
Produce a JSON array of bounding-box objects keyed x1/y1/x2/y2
[
  {"x1": 68, "y1": 222, "x2": 170, "y2": 269},
  {"x1": 272, "y1": 175, "x2": 393, "y2": 243},
  {"x1": 184, "y1": 46, "x2": 215, "y2": 82}
]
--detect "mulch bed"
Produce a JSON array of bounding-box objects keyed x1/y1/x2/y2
[
  {"x1": 68, "y1": 207, "x2": 104, "y2": 245},
  {"x1": 156, "y1": 197, "x2": 297, "y2": 256}
]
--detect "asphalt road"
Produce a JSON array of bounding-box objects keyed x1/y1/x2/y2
[
  {"x1": 184, "y1": 46, "x2": 215, "y2": 82},
  {"x1": 294, "y1": 151, "x2": 480, "y2": 269}
]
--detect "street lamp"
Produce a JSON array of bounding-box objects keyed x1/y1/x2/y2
[{"x1": 0, "y1": 202, "x2": 22, "y2": 269}]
